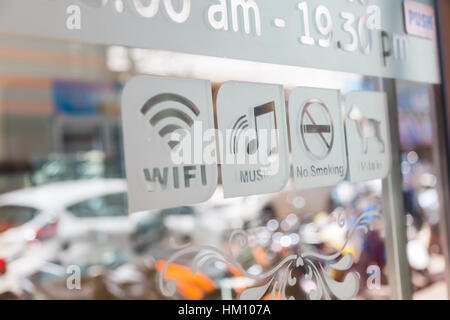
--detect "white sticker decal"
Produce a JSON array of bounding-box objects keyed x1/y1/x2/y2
[
  {"x1": 0, "y1": 0, "x2": 440, "y2": 84},
  {"x1": 403, "y1": 0, "x2": 436, "y2": 39},
  {"x1": 345, "y1": 91, "x2": 392, "y2": 182},
  {"x1": 289, "y1": 87, "x2": 347, "y2": 190},
  {"x1": 121, "y1": 76, "x2": 218, "y2": 212},
  {"x1": 217, "y1": 81, "x2": 290, "y2": 198}
]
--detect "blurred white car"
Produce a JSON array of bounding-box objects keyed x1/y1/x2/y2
[
  {"x1": 0, "y1": 179, "x2": 165, "y2": 294},
  {"x1": 163, "y1": 187, "x2": 275, "y2": 247},
  {"x1": 0, "y1": 179, "x2": 281, "y2": 296}
]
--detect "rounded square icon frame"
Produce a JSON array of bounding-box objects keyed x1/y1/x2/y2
[
  {"x1": 121, "y1": 75, "x2": 218, "y2": 213},
  {"x1": 289, "y1": 87, "x2": 347, "y2": 190},
  {"x1": 344, "y1": 91, "x2": 392, "y2": 183},
  {"x1": 216, "y1": 80, "x2": 290, "y2": 198}
]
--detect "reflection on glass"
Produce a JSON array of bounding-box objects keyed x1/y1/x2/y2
[{"x1": 0, "y1": 33, "x2": 443, "y2": 301}]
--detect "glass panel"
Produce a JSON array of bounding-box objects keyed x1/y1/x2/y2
[
  {"x1": 0, "y1": 33, "x2": 395, "y2": 300},
  {"x1": 0, "y1": 3, "x2": 445, "y2": 299}
]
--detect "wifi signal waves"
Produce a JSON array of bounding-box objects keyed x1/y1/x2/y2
[
  {"x1": 141, "y1": 93, "x2": 200, "y2": 149},
  {"x1": 230, "y1": 115, "x2": 250, "y2": 154}
]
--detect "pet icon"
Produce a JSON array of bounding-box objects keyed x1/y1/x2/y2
[{"x1": 348, "y1": 105, "x2": 385, "y2": 154}]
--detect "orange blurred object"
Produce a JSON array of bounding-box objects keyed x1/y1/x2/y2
[
  {"x1": 174, "y1": 279, "x2": 205, "y2": 300},
  {"x1": 0, "y1": 221, "x2": 13, "y2": 233},
  {"x1": 226, "y1": 265, "x2": 243, "y2": 277},
  {"x1": 155, "y1": 260, "x2": 215, "y2": 300},
  {"x1": 263, "y1": 291, "x2": 280, "y2": 300},
  {"x1": 252, "y1": 247, "x2": 269, "y2": 267}
]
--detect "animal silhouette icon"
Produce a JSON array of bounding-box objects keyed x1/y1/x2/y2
[{"x1": 348, "y1": 105, "x2": 385, "y2": 154}]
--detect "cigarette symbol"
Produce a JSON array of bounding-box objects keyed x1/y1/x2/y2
[
  {"x1": 300, "y1": 99, "x2": 334, "y2": 160},
  {"x1": 303, "y1": 125, "x2": 331, "y2": 134}
]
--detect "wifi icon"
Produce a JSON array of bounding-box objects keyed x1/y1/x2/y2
[{"x1": 140, "y1": 93, "x2": 200, "y2": 149}]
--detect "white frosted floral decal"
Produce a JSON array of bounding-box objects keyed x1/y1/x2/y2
[{"x1": 158, "y1": 210, "x2": 382, "y2": 300}]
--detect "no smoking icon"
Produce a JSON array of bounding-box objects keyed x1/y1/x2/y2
[
  {"x1": 300, "y1": 99, "x2": 334, "y2": 160},
  {"x1": 289, "y1": 87, "x2": 346, "y2": 190}
]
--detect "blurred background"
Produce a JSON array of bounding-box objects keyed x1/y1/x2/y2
[{"x1": 0, "y1": 33, "x2": 447, "y2": 300}]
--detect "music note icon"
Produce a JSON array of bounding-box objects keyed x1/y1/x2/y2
[
  {"x1": 247, "y1": 101, "x2": 278, "y2": 156},
  {"x1": 229, "y1": 101, "x2": 279, "y2": 157}
]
